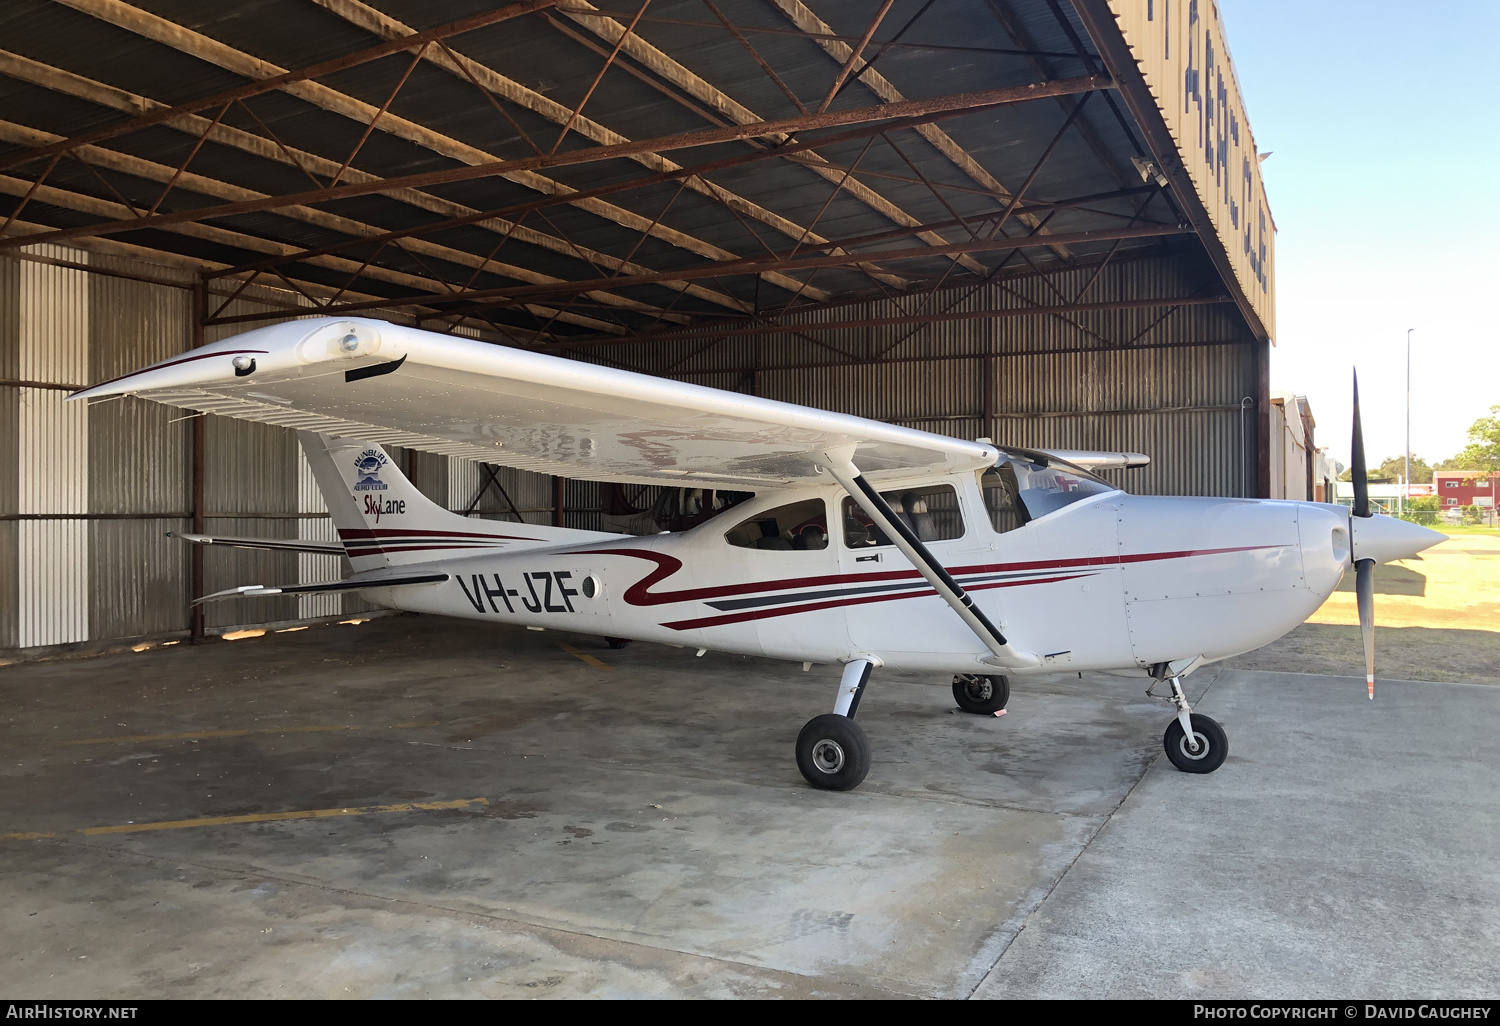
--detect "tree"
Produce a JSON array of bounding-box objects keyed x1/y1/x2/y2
[
  {"x1": 1377, "y1": 454, "x2": 1432, "y2": 483},
  {"x1": 1439, "y1": 406, "x2": 1500, "y2": 473}
]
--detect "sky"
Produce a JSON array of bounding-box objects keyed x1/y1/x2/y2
[{"x1": 1217, "y1": 0, "x2": 1500, "y2": 471}]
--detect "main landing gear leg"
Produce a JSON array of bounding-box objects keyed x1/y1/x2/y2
[
  {"x1": 1151, "y1": 668, "x2": 1229, "y2": 774},
  {"x1": 796, "y1": 659, "x2": 874, "y2": 791}
]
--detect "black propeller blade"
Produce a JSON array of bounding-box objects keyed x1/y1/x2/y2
[
  {"x1": 1352, "y1": 369, "x2": 1375, "y2": 699},
  {"x1": 1351, "y1": 371, "x2": 1370, "y2": 520}
]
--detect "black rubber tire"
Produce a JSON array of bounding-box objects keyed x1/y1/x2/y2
[
  {"x1": 605, "y1": 637, "x2": 630, "y2": 650},
  {"x1": 796, "y1": 714, "x2": 871, "y2": 791},
  {"x1": 1164, "y1": 713, "x2": 1228, "y2": 773},
  {"x1": 952, "y1": 674, "x2": 1010, "y2": 715}
]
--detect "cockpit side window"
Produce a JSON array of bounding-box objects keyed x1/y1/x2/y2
[
  {"x1": 842, "y1": 484, "x2": 964, "y2": 548},
  {"x1": 981, "y1": 464, "x2": 1028, "y2": 534},
  {"x1": 724, "y1": 498, "x2": 829, "y2": 551},
  {"x1": 983, "y1": 455, "x2": 1115, "y2": 529}
]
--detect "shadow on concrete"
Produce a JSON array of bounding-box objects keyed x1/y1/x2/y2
[{"x1": 1335, "y1": 562, "x2": 1426, "y2": 596}]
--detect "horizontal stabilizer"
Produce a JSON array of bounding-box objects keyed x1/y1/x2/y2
[
  {"x1": 194, "y1": 571, "x2": 449, "y2": 605},
  {"x1": 172, "y1": 531, "x2": 345, "y2": 555}
]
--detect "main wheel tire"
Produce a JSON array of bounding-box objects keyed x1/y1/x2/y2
[
  {"x1": 605, "y1": 637, "x2": 630, "y2": 650},
  {"x1": 952, "y1": 674, "x2": 1010, "y2": 715},
  {"x1": 1164, "y1": 713, "x2": 1228, "y2": 773},
  {"x1": 796, "y1": 714, "x2": 871, "y2": 791}
]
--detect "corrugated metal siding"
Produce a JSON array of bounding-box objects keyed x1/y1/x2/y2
[
  {"x1": 449, "y1": 457, "x2": 558, "y2": 527},
  {"x1": 88, "y1": 265, "x2": 191, "y2": 514},
  {"x1": 88, "y1": 517, "x2": 189, "y2": 640},
  {"x1": 202, "y1": 516, "x2": 299, "y2": 629},
  {"x1": 575, "y1": 253, "x2": 1258, "y2": 500},
  {"x1": 18, "y1": 247, "x2": 90, "y2": 647},
  {"x1": 0, "y1": 255, "x2": 17, "y2": 648},
  {"x1": 203, "y1": 417, "x2": 295, "y2": 515},
  {"x1": 1108, "y1": 0, "x2": 1276, "y2": 336}
]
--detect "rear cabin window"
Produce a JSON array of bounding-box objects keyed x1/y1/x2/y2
[
  {"x1": 724, "y1": 499, "x2": 829, "y2": 550},
  {"x1": 841, "y1": 484, "x2": 963, "y2": 548}
]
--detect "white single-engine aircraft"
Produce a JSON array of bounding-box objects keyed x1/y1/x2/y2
[{"x1": 73, "y1": 317, "x2": 1442, "y2": 790}]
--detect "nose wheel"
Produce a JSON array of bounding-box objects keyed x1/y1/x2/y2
[
  {"x1": 1163, "y1": 713, "x2": 1228, "y2": 773},
  {"x1": 1149, "y1": 670, "x2": 1229, "y2": 773}
]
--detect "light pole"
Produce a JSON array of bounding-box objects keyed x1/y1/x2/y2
[{"x1": 1405, "y1": 328, "x2": 1413, "y2": 514}]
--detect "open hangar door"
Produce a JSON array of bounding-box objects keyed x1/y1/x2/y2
[{"x1": 0, "y1": 0, "x2": 1273, "y2": 655}]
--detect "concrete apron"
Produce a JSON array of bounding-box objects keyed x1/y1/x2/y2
[{"x1": 0, "y1": 617, "x2": 1494, "y2": 998}]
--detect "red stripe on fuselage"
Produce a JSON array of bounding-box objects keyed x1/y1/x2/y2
[
  {"x1": 660, "y1": 573, "x2": 1094, "y2": 630},
  {"x1": 562, "y1": 545, "x2": 1282, "y2": 608}
]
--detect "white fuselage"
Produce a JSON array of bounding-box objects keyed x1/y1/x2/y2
[{"x1": 363, "y1": 470, "x2": 1353, "y2": 677}]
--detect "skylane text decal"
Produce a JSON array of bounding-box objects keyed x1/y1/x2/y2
[{"x1": 363, "y1": 495, "x2": 406, "y2": 522}]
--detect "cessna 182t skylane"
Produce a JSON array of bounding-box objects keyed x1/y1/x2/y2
[{"x1": 72, "y1": 317, "x2": 1441, "y2": 791}]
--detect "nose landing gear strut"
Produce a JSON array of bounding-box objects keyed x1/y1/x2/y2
[{"x1": 1148, "y1": 666, "x2": 1228, "y2": 773}]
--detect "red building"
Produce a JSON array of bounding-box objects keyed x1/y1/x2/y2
[{"x1": 1433, "y1": 470, "x2": 1497, "y2": 509}]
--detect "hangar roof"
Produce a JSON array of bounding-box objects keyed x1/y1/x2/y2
[{"x1": 0, "y1": 0, "x2": 1274, "y2": 346}]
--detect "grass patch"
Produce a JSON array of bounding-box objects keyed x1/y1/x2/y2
[{"x1": 1433, "y1": 524, "x2": 1500, "y2": 536}]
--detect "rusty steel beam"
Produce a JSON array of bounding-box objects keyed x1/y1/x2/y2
[
  {"x1": 0, "y1": 0, "x2": 562, "y2": 174},
  {"x1": 421, "y1": 221, "x2": 1191, "y2": 318},
  {"x1": 543, "y1": 6, "x2": 911, "y2": 287},
  {"x1": 596, "y1": 336, "x2": 1258, "y2": 378},
  {"x1": 549, "y1": 0, "x2": 651, "y2": 155},
  {"x1": 702, "y1": 0, "x2": 808, "y2": 114},
  {"x1": 297, "y1": 223, "x2": 1193, "y2": 325},
  {"x1": 199, "y1": 77, "x2": 1111, "y2": 285},
  {"x1": 537, "y1": 295, "x2": 1235, "y2": 349},
  {"x1": 815, "y1": 0, "x2": 896, "y2": 113},
  {"x1": 554, "y1": 7, "x2": 1085, "y2": 59},
  {"x1": 1, "y1": 76, "x2": 1110, "y2": 253},
  {"x1": 0, "y1": 49, "x2": 748, "y2": 314}
]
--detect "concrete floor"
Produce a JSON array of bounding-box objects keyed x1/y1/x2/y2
[{"x1": 1, "y1": 616, "x2": 1496, "y2": 999}]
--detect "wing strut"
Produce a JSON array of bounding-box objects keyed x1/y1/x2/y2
[{"x1": 818, "y1": 454, "x2": 1040, "y2": 670}]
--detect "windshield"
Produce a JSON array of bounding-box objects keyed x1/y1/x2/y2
[{"x1": 987, "y1": 452, "x2": 1117, "y2": 524}]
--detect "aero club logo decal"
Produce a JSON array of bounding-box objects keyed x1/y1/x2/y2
[
  {"x1": 353, "y1": 449, "x2": 388, "y2": 491},
  {"x1": 353, "y1": 449, "x2": 405, "y2": 522}
]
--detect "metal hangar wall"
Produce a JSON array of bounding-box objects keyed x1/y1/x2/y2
[{"x1": 0, "y1": 0, "x2": 1275, "y2": 655}]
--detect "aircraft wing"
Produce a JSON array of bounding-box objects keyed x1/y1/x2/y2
[{"x1": 72, "y1": 318, "x2": 998, "y2": 489}]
